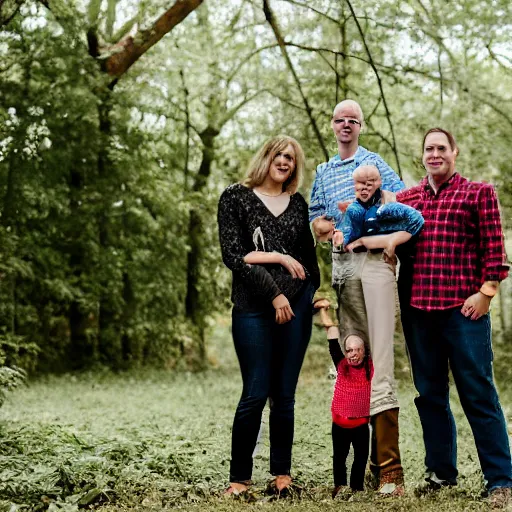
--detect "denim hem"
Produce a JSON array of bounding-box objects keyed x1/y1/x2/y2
[{"x1": 487, "y1": 483, "x2": 512, "y2": 492}]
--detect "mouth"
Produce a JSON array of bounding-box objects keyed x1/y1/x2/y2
[{"x1": 427, "y1": 161, "x2": 443, "y2": 168}]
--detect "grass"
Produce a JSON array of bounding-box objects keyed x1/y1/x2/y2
[{"x1": 1, "y1": 316, "x2": 511, "y2": 511}]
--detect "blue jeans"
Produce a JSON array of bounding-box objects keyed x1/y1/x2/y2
[
  {"x1": 229, "y1": 282, "x2": 315, "y2": 482},
  {"x1": 401, "y1": 305, "x2": 512, "y2": 490}
]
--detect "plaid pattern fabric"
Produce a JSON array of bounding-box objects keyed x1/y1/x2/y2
[
  {"x1": 309, "y1": 146, "x2": 405, "y2": 230},
  {"x1": 397, "y1": 173, "x2": 509, "y2": 311}
]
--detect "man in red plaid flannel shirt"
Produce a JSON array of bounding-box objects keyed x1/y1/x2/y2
[{"x1": 397, "y1": 128, "x2": 512, "y2": 508}]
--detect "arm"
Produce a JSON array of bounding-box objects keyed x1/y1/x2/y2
[
  {"x1": 243, "y1": 251, "x2": 306, "y2": 280},
  {"x1": 461, "y1": 185, "x2": 509, "y2": 320},
  {"x1": 347, "y1": 232, "x2": 412, "y2": 251},
  {"x1": 309, "y1": 165, "x2": 335, "y2": 242},
  {"x1": 217, "y1": 187, "x2": 281, "y2": 303},
  {"x1": 346, "y1": 202, "x2": 424, "y2": 252},
  {"x1": 329, "y1": 338, "x2": 344, "y2": 368},
  {"x1": 476, "y1": 185, "x2": 509, "y2": 283},
  {"x1": 297, "y1": 196, "x2": 320, "y2": 290},
  {"x1": 341, "y1": 202, "x2": 365, "y2": 246}
]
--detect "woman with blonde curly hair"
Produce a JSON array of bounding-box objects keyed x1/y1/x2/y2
[{"x1": 218, "y1": 135, "x2": 319, "y2": 495}]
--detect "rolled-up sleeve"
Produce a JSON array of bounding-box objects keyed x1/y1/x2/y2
[
  {"x1": 477, "y1": 184, "x2": 509, "y2": 282},
  {"x1": 309, "y1": 164, "x2": 327, "y2": 223}
]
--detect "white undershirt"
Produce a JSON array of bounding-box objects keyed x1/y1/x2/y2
[{"x1": 253, "y1": 190, "x2": 291, "y2": 217}]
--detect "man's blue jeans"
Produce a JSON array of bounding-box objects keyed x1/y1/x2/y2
[
  {"x1": 401, "y1": 305, "x2": 512, "y2": 490},
  {"x1": 229, "y1": 282, "x2": 315, "y2": 483}
]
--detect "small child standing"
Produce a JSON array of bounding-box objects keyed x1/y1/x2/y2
[{"x1": 329, "y1": 334, "x2": 373, "y2": 496}]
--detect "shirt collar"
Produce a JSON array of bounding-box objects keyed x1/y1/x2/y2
[
  {"x1": 422, "y1": 171, "x2": 460, "y2": 194},
  {"x1": 334, "y1": 146, "x2": 366, "y2": 166}
]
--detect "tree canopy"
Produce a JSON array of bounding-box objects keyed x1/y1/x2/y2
[{"x1": 0, "y1": 0, "x2": 511, "y2": 373}]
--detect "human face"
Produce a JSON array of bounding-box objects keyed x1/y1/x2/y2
[
  {"x1": 266, "y1": 144, "x2": 296, "y2": 186},
  {"x1": 332, "y1": 103, "x2": 362, "y2": 145},
  {"x1": 423, "y1": 132, "x2": 457, "y2": 184},
  {"x1": 345, "y1": 336, "x2": 365, "y2": 366},
  {"x1": 354, "y1": 166, "x2": 381, "y2": 202}
]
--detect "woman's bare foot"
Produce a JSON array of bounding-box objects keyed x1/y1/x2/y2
[
  {"x1": 224, "y1": 482, "x2": 249, "y2": 495},
  {"x1": 275, "y1": 474, "x2": 292, "y2": 492}
]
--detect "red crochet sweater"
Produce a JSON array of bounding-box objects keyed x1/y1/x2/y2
[{"x1": 331, "y1": 358, "x2": 374, "y2": 428}]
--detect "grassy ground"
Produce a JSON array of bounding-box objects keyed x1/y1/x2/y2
[{"x1": 1, "y1": 317, "x2": 511, "y2": 511}]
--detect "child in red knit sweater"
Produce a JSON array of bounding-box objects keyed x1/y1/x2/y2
[{"x1": 329, "y1": 334, "x2": 374, "y2": 496}]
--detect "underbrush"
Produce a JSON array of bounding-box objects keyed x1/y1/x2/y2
[{"x1": 0, "y1": 319, "x2": 510, "y2": 511}]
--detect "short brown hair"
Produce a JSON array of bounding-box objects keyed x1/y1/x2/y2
[
  {"x1": 422, "y1": 128, "x2": 459, "y2": 155},
  {"x1": 243, "y1": 135, "x2": 305, "y2": 194}
]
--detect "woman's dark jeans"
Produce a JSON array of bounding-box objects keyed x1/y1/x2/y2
[{"x1": 229, "y1": 282, "x2": 315, "y2": 483}]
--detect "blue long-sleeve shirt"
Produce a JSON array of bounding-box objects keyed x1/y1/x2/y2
[{"x1": 309, "y1": 146, "x2": 405, "y2": 230}]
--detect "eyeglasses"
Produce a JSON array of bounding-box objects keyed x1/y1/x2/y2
[{"x1": 333, "y1": 118, "x2": 361, "y2": 126}]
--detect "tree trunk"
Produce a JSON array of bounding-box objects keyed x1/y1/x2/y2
[{"x1": 184, "y1": 126, "x2": 219, "y2": 367}]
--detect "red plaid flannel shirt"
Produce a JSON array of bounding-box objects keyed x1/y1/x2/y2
[{"x1": 397, "y1": 173, "x2": 509, "y2": 311}]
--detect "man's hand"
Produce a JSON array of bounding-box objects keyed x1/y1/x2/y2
[
  {"x1": 346, "y1": 237, "x2": 368, "y2": 252},
  {"x1": 381, "y1": 190, "x2": 396, "y2": 204},
  {"x1": 312, "y1": 215, "x2": 335, "y2": 242},
  {"x1": 272, "y1": 294, "x2": 294, "y2": 324},
  {"x1": 461, "y1": 292, "x2": 491, "y2": 320}
]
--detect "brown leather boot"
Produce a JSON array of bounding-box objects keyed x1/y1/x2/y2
[{"x1": 370, "y1": 408, "x2": 405, "y2": 495}]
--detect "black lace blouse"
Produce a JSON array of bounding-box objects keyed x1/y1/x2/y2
[{"x1": 218, "y1": 183, "x2": 320, "y2": 310}]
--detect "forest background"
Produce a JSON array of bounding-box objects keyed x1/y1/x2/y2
[
  {"x1": 1, "y1": 0, "x2": 512, "y2": 509},
  {"x1": 1, "y1": 0, "x2": 511, "y2": 377}
]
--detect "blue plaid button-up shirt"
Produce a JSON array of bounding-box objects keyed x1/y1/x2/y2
[{"x1": 309, "y1": 146, "x2": 405, "y2": 230}]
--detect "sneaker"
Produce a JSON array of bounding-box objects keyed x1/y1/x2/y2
[
  {"x1": 425, "y1": 472, "x2": 457, "y2": 489},
  {"x1": 488, "y1": 487, "x2": 511, "y2": 509},
  {"x1": 377, "y1": 482, "x2": 405, "y2": 497},
  {"x1": 414, "y1": 473, "x2": 457, "y2": 496},
  {"x1": 377, "y1": 469, "x2": 405, "y2": 497}
]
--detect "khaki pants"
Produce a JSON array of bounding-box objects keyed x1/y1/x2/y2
[{"x1": 333, "y1": 251, "x2": 398, "y2": 416}]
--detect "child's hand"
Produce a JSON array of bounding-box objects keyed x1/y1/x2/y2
[
  {"x1": 332, "y1": 230, "x2": 344, "y2": 248},
  {"x1": 337, "y1": 200, "x2": 352, "y2": 213}
]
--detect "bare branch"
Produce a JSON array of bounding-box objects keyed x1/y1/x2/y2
[
  {"x1": 226, "y1": 43, "x2": 279, "y2": 84},
  {"x1": 221, "y1": 90, "x2": 269, "y2": 125},
  {"x1": 263, "y1": 0, "x2": 329, "y2": 161},
  {"x1": 281, "y1": 0, "x2": 339, "y2": 24},
  {"x1": 0, "y1": 0, "x2": 25, "y2": 26},
  {"x1": 486, "y1": 43, "x2": 512, "y2": 73},
  {"x1": 344, "y1": 0, "x2": 401, "y2": 177},
  {"x1": 102, "y1": 0, "x2": 204, "y2": 82}
]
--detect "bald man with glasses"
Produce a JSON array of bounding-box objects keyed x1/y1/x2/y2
[{"x1": 309, "y1": 100, "x2": 406, "y2": 496}]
